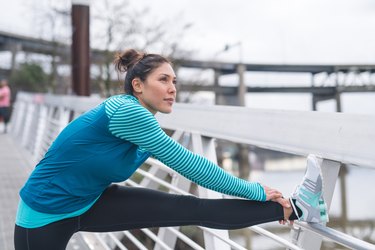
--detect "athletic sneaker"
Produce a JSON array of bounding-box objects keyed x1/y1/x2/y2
[{"x1": 290, "y1": 154, "x2": 329, "y2": 223}]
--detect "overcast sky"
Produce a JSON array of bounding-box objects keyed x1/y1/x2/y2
[
  {"x1": 1, "y1": 0, "x2": 375, "y2": 64},
  {"x1": 1, "y1": 0, "x2": 375, "y2": 113},
  {"x1": 135, "y1": 0, "x2": 375, "y2": 64}
]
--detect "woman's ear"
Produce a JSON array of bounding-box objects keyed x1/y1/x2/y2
[{"x1": 132, "y1": 78, "x2": 143, "y2": 94}]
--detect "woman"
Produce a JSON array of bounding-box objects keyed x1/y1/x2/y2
[
  {"x1": 14, "y1": 49, "x2": 328, "y2": 249},
  {"x1": 0, "y1": 79, "x2": 11, "y2": 133}
]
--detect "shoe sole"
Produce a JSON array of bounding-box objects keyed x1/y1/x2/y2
[
  {"x1": 308, "y1": 154, "x2": 329, "y2": 223},
  {"x1": 308, "y1": 154, "x2": 325, "y2": 198},
  {"x1": 290, "y1": 154, "x2": 329, "y2": 223}
]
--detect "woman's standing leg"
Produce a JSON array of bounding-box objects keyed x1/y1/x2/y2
[{"x1": 79, "y1": 184, "x2": 286, "y2": 232}]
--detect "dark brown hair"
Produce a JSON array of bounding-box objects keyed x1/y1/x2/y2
[{"x1": 113, "y1": 49, "x2": 171, "y2": 95}]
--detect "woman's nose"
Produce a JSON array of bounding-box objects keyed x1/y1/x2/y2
[{"x1": 169, "y1": 83, "x2": 176, "y2": 93}]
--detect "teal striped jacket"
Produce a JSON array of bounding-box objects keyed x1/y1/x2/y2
[{"x1": 20, "y1": 95, "x2": 266, "y2": 214}]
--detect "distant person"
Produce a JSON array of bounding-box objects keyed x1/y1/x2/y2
[
  {"x1": 0, "y1": 79, "x2": 11, "y2": 133},
  {"x1": 14, "y1": 49, "x2": 328, "y2": 250}
]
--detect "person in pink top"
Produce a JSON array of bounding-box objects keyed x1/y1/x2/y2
[{"x1": 0, "y1": 79, "x2": 11, "y2": 133}]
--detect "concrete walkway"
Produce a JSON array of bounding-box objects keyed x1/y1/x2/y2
[
  {"x1": 0, "y1": 133, "x2": 91, "y2": 250},
  {"x1": 0, "y1": 133, "x2": 32, "y2": 250}
]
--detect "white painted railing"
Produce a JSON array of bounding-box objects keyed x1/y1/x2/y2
[{"x1": 9, "y1": 92, "x2": 375, "y2": 250}]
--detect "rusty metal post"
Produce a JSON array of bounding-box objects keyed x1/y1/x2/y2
[{"x1": 71, "y1": 0, "x2": 90, "y2": 96}]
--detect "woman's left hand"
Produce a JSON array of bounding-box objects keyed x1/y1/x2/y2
[
  {"x1": 263, "y1": 185, "x2": 293, "y2": 225},
  {"x1": 263, "y1": 185, "x2": 283, "y2": 202}
]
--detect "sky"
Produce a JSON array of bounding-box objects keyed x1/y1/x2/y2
[
  {"x1": 1, "y1": 0, "x2": 375, "y2": 114},
  {"x1": 133, "y1": 0, "x2": 375, "y2": 64}
]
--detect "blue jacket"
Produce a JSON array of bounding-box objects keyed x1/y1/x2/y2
[{"x1": 20, "y1": 95, "x2": 265, "y2": 214}]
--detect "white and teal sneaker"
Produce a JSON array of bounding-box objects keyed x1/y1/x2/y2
[{"x1": 290, "y1": 154, "x2": 329, "y2": 223}]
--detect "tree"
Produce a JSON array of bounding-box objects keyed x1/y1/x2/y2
[
  {"x1": 9, "y1": 63, "x2": 49, "y2": 96},
  {"x1": 20, "y1": 1, "x2": 194, "y2": 96},
  {"x1": 91, "y1": 0, "x2": 194, "y2": 97},
  {"x1": 24, "y1": 0, "x2": 71, "y2": 94}
]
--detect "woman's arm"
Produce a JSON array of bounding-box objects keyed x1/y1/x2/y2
[{"x1": 107, "y1": 99, "x2": 266, "y2": 201}]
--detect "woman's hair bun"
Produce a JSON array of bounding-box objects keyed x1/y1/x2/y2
[{"x1": 114, "y1": 49, "x2": 145, "y2": 73}]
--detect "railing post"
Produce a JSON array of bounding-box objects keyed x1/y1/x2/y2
[
  {"x1": 57, "y1": 106, "x2": 71, "y2": 133},
  {"x1": 32, "y1": 105, "x2": 48, "y2": 162},
  {"x1": 21, "y1": 103, "x2": 36, "y2": 148},
  {"x1": 291, "y1": 157, "x2": 341, "y2": 249},
  {"x1": 191, "y1": 133, "x2": 231, "y2": 250},
  {"x1": 10, "y1": 100, "x2": 26, "y2": 139}
]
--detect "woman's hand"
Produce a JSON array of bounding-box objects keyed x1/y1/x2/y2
[
  {"x1": 262, "y1": 185, "x2": 294, "y2": 225},
  {"x1": 263, "y1": 185, "x2": 283, "y2": 202}
]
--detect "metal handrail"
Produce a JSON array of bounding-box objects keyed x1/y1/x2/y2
[
  {"x1": 9, "y1": 92, "x2": 375, "y2": 250},
  {"x1": 140, "y1": 228, "x2": 174, "y2": 250},
  {"x1": 166, "y1": 227, "x2": 205, "y2": 250},
  {"x1": 107, "y1": 233, "x2": 128, "y2": 250},
  {"x1": 298, "y1": 222, "x2": 375, "y2": 250},
  {"x1": 93, "y1": 233, "x2": 112, "y2": 250},
  {"x1": 249, "y1": 226, "x2": 303, "y2": 250},
  {"x1": 122, "y1": 231, "x2": 148, "y2": 250},
  {"x1": 135, "y1": 168, "x2": 191, "y2": 195}
]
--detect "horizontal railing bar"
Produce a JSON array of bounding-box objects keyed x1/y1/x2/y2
[
  {"x1": 16, "y1": 91, "x2": 375, "y2": 168},
  {"x1": 126, "y1": 173, "x2": 181, "y2": 194},
  {"x1": 298, "y1": 222, "x2": 375, "y2": 250},
  {"x1": 107, "y1": 233, "x2": 128, "y2": 250},
  {"x1": 249, "y1": 226, "x2": 303, "y2": 250},
  {"x1": 136, "y1": 168, "x2": 191, "y2": 195},
  {"x1": 145, "y1": 158, "x2": 175, "y2": 174},
  {"x1": 122, "y1": 231, "x2": 149, "y2": 250},
  {"x1": 93, "y1": 233, "x2": 112, "y2": 250},
  {"x1": 196, "y1": 227, "x2": 247, "y2": 250},
  {"x1": 166, "y1": 227, "x2": 205, "y2": 250},
  {"x1": 125, "y1": 179, "x2": 141, "y2": 188},
  {"x1": 140, "y1": 228, "x2": 173, "y2": 250},
  {"x1": 157, "y1": 103, "x2": 375, "y2": 168}
]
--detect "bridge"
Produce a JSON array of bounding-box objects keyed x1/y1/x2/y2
[
  {"x1": 1, "y1": 91, "x2": 375, "y2": 250},
  {"x1": 1, "y1": 30, "x2": 375, "y2": 110}
]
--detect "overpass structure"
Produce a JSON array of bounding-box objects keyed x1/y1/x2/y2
[{"x1": 1, "y1": 30, "x2": 375, "y2": 110}]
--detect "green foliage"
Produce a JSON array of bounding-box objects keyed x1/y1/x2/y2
[{"x1": 10, "y1": 63, "x2": 49, "y2": 93}]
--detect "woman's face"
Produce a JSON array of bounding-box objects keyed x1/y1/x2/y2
[{"x1": 133, "y1": 62, "x2": 177, "y2": 114}]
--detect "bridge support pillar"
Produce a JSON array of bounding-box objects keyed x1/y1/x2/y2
[{"x1": 71, "y1": 0, "x2": 90, "y2": 96}]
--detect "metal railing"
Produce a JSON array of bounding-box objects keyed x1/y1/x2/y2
[{"x1": 9, "y1": 92, "x2": 375, "y2": 250}]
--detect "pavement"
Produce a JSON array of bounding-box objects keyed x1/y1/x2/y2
[{"x1": 0, "y1": 132, "x2": 91, "y2": 250}]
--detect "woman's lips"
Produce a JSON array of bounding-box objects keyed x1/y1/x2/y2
[{"x1": 164, "y1": 98, "x2": 174, "y2": 104}]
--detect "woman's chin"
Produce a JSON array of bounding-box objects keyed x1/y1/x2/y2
[{"x1": 159, "y1": 107, "x2": 173, "y2": 114}]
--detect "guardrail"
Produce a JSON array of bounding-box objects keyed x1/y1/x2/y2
[{"x1": 9, "y1": 92, "x2": 375, "y2": 250}]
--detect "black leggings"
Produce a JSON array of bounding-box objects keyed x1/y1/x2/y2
[{"x1": 14, "y1": 184, "x2": 286, "y2": 250}]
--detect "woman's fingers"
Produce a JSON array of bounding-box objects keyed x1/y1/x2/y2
[
  {"x1": 269, "y1": 192, "x2": 282, "y2": 200},
  {"x1": 273, "y1": 197, "x2": 291, "y2": 208},
  {"x1": 263, "y1": 185, "x2": 283, "y2": 201},
  {"x1": 279, "y1": 219, "x2": 294, "y2": 226}
]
